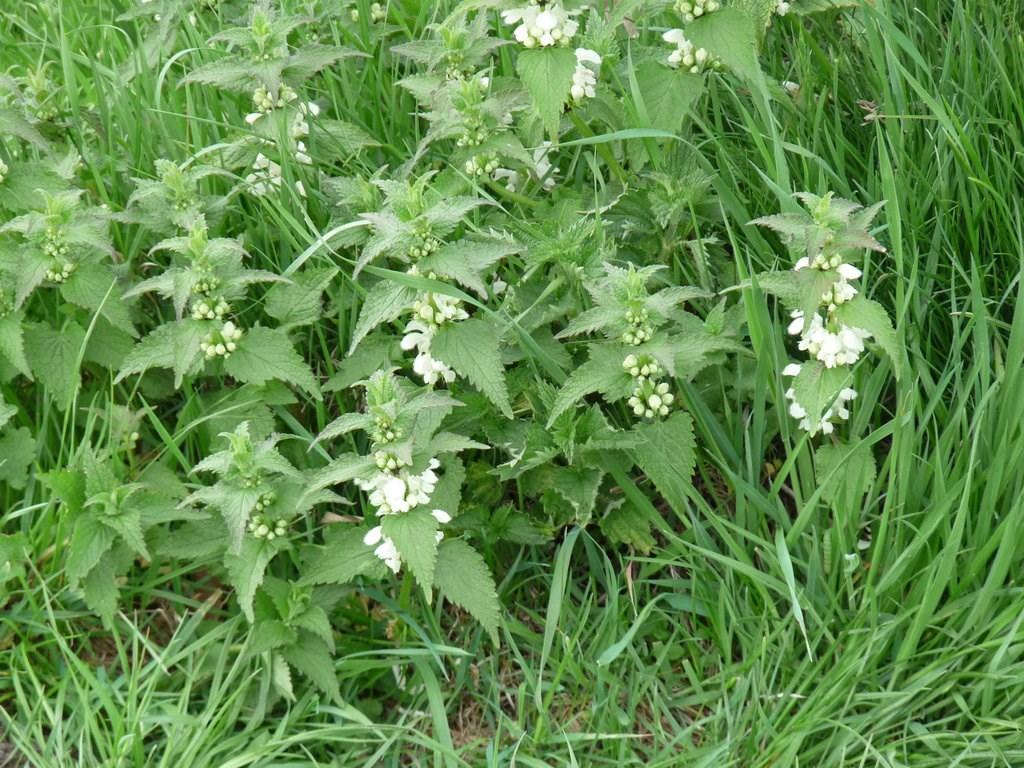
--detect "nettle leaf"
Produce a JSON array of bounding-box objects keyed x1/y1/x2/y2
[
  {"x1": 302, "y1": 524, "x2": 383, "y2": 586},
  {"x1": 548, "y1": 345, "x2": 631, "y2": 427},
  {"x1": 308, "y1": 453, "x2": 376, "y2": 493},
  {"x1": 434, "y1": 538, "x2": 500, "y2": 645},
  {"x1": 41, "y1": 469, "x2": 86, "y2": 515},
  {"x1": 0, "y1": 427, "x2": 35, "y2": 489},
  {"x1": 67, "y1": 514, "x2": 116, "y2": 586},
  {"x1": 0, "y1": 107, "x2": 48, "y2": 149},
  {"x1": 633, "y1": 59, "x2": 705, "y2": 133},
  {"x1": 432, "y1": 317, "x2": 512, "y2": 418},
  {"x1": 281, "y1": 632, "x2": 339, "y2": 700},
  {"x1": 349, "y1": 281, "x2": 417, "y2": 354},
  {"x1": 59, "y1": 263, "x2": 136, "y2": 336},
  {"x1": 550, "y1": 466, "x2": 604, "y2": 522},
  {"x1": 601, "y1": 501, "x2": 657, "y2": 553},
  {"x1": 632, "y1": 411, "x2": 697, "y2": 517},
  {"x1": 24, "y1": 322, "x2": 86, "y2": 410},
  {"x1": 116, "y1": 320, "x2": 205, "y2": 388},
  {"x1": 0, "y1": 311, "x2": 31, "y2": 379},
  {"x1": 792, "y1": 361, "x2": 852, "y2": 427},
  {"x1": 225, "y1": 327, "x2": 320, "y2": 397},
  {"x1": 755, "y1": 269, "x2": 837, "y2": 332},
  {"x1": 82, "y1": 550, "x2": 120, "y2": 624},
  {"x1": 382, "y1": 508, "x2": 440, "y2": 597},
  {"x1": 557, "y1": 306, "x2": 623, "y2": 339},
  {"x1": 226, "y1": 537, "x2": 276, "y2": 622},
  {"x1": 313, "y1": 412, "x2": 374, "y2": 446},
  {"x1": 418, "y1": 236, "x2": 520, "y2": 297},
  {"x1": 516, "y1": 47, "x2": 577, "y2": 137},
  {"x1": 686, "y1": 7, "x2": 763, "y2": 85},
  {"x1": 835, "y1": 295, "x2": 903, "y2": 379},
  {"x1": 265, "y1": 267, "x2": 338, "y2": 330},
  {"x1": 815, "y1": 440, "x2": 877, "y2": 513}
]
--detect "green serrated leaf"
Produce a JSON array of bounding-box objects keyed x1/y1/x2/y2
[
  {"x1": 82, "y1": 550, "x2": 119, "y2": 625},
  {"x1": 517, "y1": 47, "x2": 577, "y2": 138},
  {"x1": 225, "y1": 326, "x2": 320, "y2": 397},
  {"x1": 382, "y1": 508, "x2": 440, "y2": 597},
  {"x1": 24, "y1": 322, "x2": 86, "y2": 410},
  {"x1": 60, "y1": 263, "x2": 136, "y2": 336},
  {"x1": 226, "y1": 537, "x2": 276, "y2": 622},
  {"x1": 349, "y1": 281, "x2": 416, "y2": 354},
  {"x1": 548, "y1": 345, "x2": 631, "y2": 427},
  {"x1": 631, "y1": 411, "x2": 696, "y2": 517},
  {"x1": 600, "y1": 502, "x2": 657, "y2": 553},
  {"x1": 815, "y1": 440, "x2": 877, "y2": 512},
  {"x1": 834, "y1": 295, "x2": 902, "y2": 379},
  {"x1": 302, "y1": 524, "x2": 383, "y2": 586},
  {"x1": 0, "y1": 311, "x2": 31, "y2": 379},
  {"x1": 265, "y1": 267, "x2": 338, "y2": 330},
  {"x1": 67, "y1": 514, "x2": 116, "y2": 586},
  {"x1": 686, "y1": 7, "x2": 763, "y2": 85},
  {"x1": 791, "y1": 361, "x2": 852, "y2": 428},
  {"x1": 432, "y1": 318, "x2": 512, "y2": 418},
  {"x1": 116, "y1": 319, "x2": 204, "y2": 388},
  {"x1": 434, "y1": 538, "x2": 500, "y2": 644},
  {"x1": 632, "y1": 59, "x2": 704, "y2": 133},
  {"x1": 281, "y1": 632, "x2": 339, "y2": 700},
  {"x1": 0, "y1": 427, "x2": 35, "y2": 489}
]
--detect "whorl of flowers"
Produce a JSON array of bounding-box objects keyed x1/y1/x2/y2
[
  {"x1": 400, "y1": 274, "x2": 469, "y2": 386},
  {"x1": 502, "y1": 2, "x2": 579, "y2": 48},
  {"x1": 663, "y1": 29, "x2": 718, "y2": 73},
  {"x1": 623, "y1": 353, "x2": 676, "y2": 420},
  {"x1": 0, "y1": 158, "x2": 8, "y2": 184},
  {"x1": 775, "y1": 0, "x2": 792, "y2": 15},
  {"x1": 675, "y1": 0, "x2": 721, "y2": 24},
  {"x1": 200, "y1": 320, "x2": 244, "y2": 359},
  {"x1": 570, "y1": 48, "x2": 602, "y2": 103},
  {"x1": 782, "y1": 255, "x2": 871, "y2": 435},
  {"x1": 355, "y1": 387, "x2": 452, "y2": 573}
]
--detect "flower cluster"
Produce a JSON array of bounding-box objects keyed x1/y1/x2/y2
[
  {"x1": 623, "y1": 354, "x2": 676, "y2": 420},
  {"x1": 775, "y1": 1, "x2": 792, "y2": 15},
  {"x1": 0, "y1": 158, "x2": 7, "y2": 184},
  {"x1": 782, "y1": 249, "x2": 872, "y2": 435},
  {"x1": 663, "y1": 29, "x2": 718, "y2": 73},
  {"x1": 502, "y1": 2, "x2": 579, "y2": 48},
  {"x1": 570, "y1": 48, "x2": 601, "y2": 104},
  {"x1": 200, "y1": 320, "x2": 243, "y2": 359},
  {"x1": 783, "y1": 364, "x2": 857, "y2": 436},
  {"x1": 44, "y1": 261, "x2": 76, "y2": 283},
  {"x1": 248, "y1": 513, "x2": 288, "y2": 540},
  {"x1": 357, "y1": 457, "x2": 451, "y2": 573},
  {"x1": 191, "y1": 296, "x2": 231, "y2": 321},
  {"x1": 788, "y1": 259, "x2": 869, "y2": 370},
  {"x1": 249, "y1": 84, "x2": 297, "y2": 116},
  {"x1": 675, "y1": 0, "x2": 721, "y2": 24},
  {"x1": 622, "y1": 306, "x2": 653, "y2": 345},
  {"x1": 400, "y1": 278, "x2": 468, "y2": 386}
]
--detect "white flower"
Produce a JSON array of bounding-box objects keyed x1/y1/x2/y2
[
  {"x1": 244, "y1": 153, "x2": 282, "y2": 197},
  {"x1": 363, "y1": 526, "x2": 402, "y2": 572},
  {"x1": 783, "y1": 365, "x2": 858, "y2": 435},
  {"x1": 663, "y1": 29, "x2": 714, "y2": 73},
  {"x1": 776, "y1": 0, "x2": 791, "y2": 16},
  {"x1": 364, "y1": 506, "x2": 452, "y2": 574},
  {"x1": 0, "y1": 158, "x2": 8, "y2": 184},
  {"x1": 789, "y1": 312, "x2": 871, "y2": 368},
  {"x1": 356, "y1": 459, "x2": 442, "y2": 516},
  {"x1": 502, "y1": 3, "x2": 578, "y2": 48},
  {"x1": 676, "y1": 0, "x2": 720, "y2": 24},
  {"x1": 570, "y1": 48, "x2": 602, "y2": 103}
]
